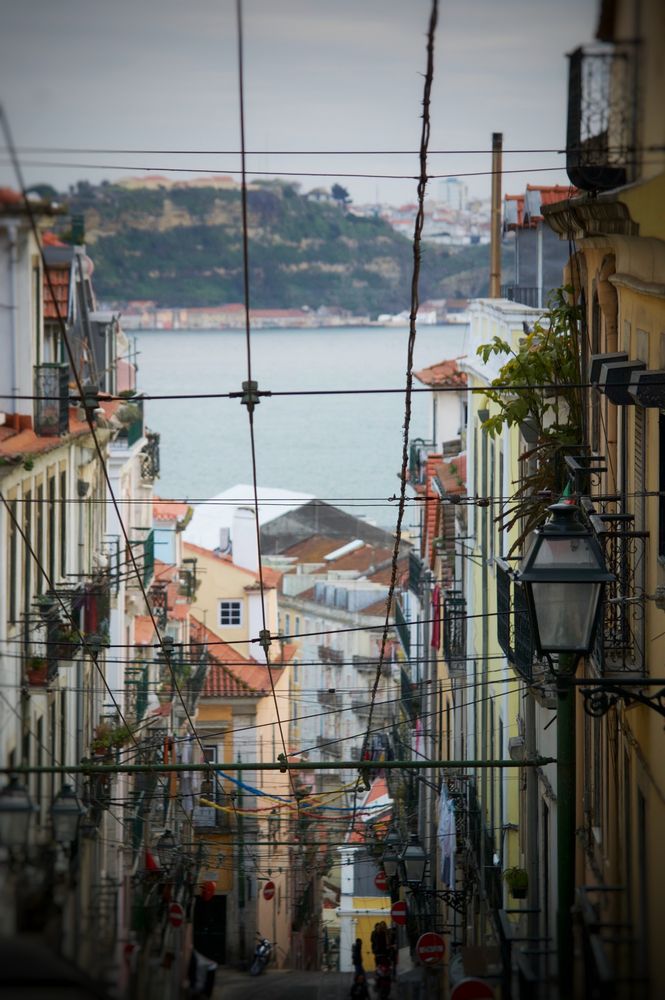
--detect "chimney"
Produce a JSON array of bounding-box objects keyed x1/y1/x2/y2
[{"x1": 232, "y1": 506, "x2": 259, "y2": 572}]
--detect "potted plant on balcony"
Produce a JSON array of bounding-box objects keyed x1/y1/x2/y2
[
  {"x1": 503, "y1": 866, "x2": 529, "y2": 899},
  {"x1": 54, "y1": 625, "x2": 82, "y2": 660},
  {"x1": 91, "y1": 722, "x2": 133, "y2": 756},
  {"x1": 26, "y1": 656, "x2": 48, "y2": 686}
]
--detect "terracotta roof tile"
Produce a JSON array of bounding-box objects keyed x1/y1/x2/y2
[
  {"x1": 44, "y1": 266, "x2": 70, "y2": 320},
  {"x1": 182, "y1": 541, "x2": 280, "y2": 588},
  {"x1": 414, "y1": 358, "x2": 468, "y2": 388},
  {"x1": 190, "y1": 617, "x2": 285, "y2": 697},
  {"x1": 153, "y1": 498, "x2": 191, "y2": 523}
]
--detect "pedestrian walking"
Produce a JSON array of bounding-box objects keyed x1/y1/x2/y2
[{"x1": 351, "y1": 937, "x2": 364, "y2": 975}]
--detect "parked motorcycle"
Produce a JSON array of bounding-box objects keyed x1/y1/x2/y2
[{"x1": 249, "y1": 935, "x2": 272, "y2": 976}]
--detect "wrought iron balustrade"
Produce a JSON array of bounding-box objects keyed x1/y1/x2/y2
[
  {"x1": 140, "y1": 430, "x2": 160, "y2": 480},
  {"x1": 34, "y1": 363, "x2": 69, "y2": 436},
  {"x1": 315, "y1": 736, "x2": 341, "y2": 759},
  {"x1": 500, "y1": 285, "x2": 541, "y2": 309},
  {"x1": 496, "y1": 559, "x2": 535, "y2": 683},
  {"x1": 409, "y1": 437, "x2": 436, "y2": 486},
  {"x1": 318, "y1": 689, "x2": 342, "y2": 708},
  {"x1": 587, "y1": 509, "x2": 646, "y2": 675},
  {"x1": 566, "y1": 44, "x2": 638, "y2": 192},
  {"x1": 318, "y1": 644, "x2": 344, "y2": 665},
  {"x1": 443, "y1": 590, "x2": 467, "y2": 675}
]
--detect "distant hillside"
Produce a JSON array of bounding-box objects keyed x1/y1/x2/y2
[{"x1": 61, "y1": 180, "x2": 497, "y2": 315}]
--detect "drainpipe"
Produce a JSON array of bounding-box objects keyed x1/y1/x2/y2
[
  {"x1": 8, "y1": 224, "x2": 19, "y2": 423},
  {"x1": 536, "y1": 222, "x2": 543, "y2": 310}
]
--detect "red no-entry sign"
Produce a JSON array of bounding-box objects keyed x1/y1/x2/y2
[
  {"x1": 391, "y1": 900, "x2": 408, "y2": 926},
  {"x1": 416, "y1": 931, "x2": 446, "y2": 966},
  {"x1": 450, "y1": 979, "x2": 495, "y2": 1000},
  {"x1": 263, "y1": 880, "x2": 276, "y2": 901},
  {"x1": 374, "y1": 871, "x2": 388, "y2": 892},
  {"x1": 168, "y1": 902, "x2": 185, "y2": 928}
]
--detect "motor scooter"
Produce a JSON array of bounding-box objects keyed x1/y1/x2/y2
[{"x1": 249, "y1": 935, "x2": 272, "y2": 976}]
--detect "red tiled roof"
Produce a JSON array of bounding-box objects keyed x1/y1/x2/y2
[
  {"x1": 42, "y1": 231, "x2": 67, "y2": 247},
  {"x1": 44, "y1": 266, "x2": 70, "y2": 320},
  {"x1": 183, "y1": 541, "x2": 281, "y2": 588},
  {"x1": 153, "y1": 498, "x2": 191, "y2": 523},
  {"x1": 0, "y1": 187, "x2": 23, "y2": 207},
  {"x1": 135, "y1": 616, "x2": 155, "y2": 646},
  {"x1": 414, "y1": 358, "x2": 468, "y2": 388},
  {"x1": 435, "y1": 454, "x2": 467, "y2": 495},
  {"x1": 190, "y1": 617, "x2": 285, "y2": 697}
]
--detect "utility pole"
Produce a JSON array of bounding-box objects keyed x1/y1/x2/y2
[{"x1": 489, "y1": 132, "x2": 503, "y2": 297}]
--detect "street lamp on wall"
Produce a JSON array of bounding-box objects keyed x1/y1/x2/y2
[
  {"x1": 156, "y1": 829, "x2": 177, "y2": 874},
  {"x1": 399, "y1": 833, "x2": 428, "y2": 888},
  {"x1": 381, "y1": 828, "x2": 401, "y2": 881},
  {"x1": 517, "y1": 502, "x2": 613, "y2": 662},
  {"x1": 51, "y1": 784, "x2": 85, "y2": 849},
  {"x1": 516, "y1": 501, "x2": 613, "y2": 1000}
]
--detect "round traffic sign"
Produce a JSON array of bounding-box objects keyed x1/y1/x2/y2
[
  {"x1": 374, "y1": 870, "x2": 388, "y2": 892},
  {"x1": 168, "y1": 902, "x2": 185, "y2": 928},
  {"x1": 263, "y1": 880, "x2": 276, "y2": 901},
  {"x1": 416, "y1": 931, "x2": 446, "y2": 966},
  {"x1": 200, "y1": 880, "x2": 216, "y2": 902},
  {"x1": 450, "y1": 979, "x2": 495, "y2": 1000},
  {"x1": 391, "y1": 900, "x2": 408, "y2": 926}
]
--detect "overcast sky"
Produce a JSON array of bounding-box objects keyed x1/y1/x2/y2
[{"x1": 0, "y1": 0, "x2": 598, "y2": 205}]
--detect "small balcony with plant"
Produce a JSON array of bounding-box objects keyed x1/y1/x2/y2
[{"x1": 33, "y1": 362, "x2": 69, "y2": 436}]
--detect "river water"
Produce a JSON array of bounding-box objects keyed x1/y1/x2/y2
[{"x1": 134, "y1": 324, "x2": 470, "y2": 529}]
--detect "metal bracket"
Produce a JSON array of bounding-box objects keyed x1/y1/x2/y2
[
  {"x1": 579, "y1": 682, "x2": 665, "y2": 720},
  {"x1": 412, "y1": 886, "x2": 469, "y2": 914}
]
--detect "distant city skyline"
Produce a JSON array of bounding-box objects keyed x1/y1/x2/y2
[{"x1": 0, "y1": 0, "x2": 597, "y2": 206}]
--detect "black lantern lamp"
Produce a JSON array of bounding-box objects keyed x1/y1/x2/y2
[
  {"x1": 399, "y1": 833, "x2": 428, "y2": 887},
  {"x1": 517, "y1": 503, "x2": 614, "y2": 661},
  {"x1": 51, "y1": 783, "x2": 85, "y2": 847},
  {"x1": 157, "y1": 829, "x2": 177, "y2": 873},
  {"x1": 0, "y1": 776, "x2": 35, "y2": 850},
  {"x1": 382, "y1": 827, "x2": 402, "y2": 880}
]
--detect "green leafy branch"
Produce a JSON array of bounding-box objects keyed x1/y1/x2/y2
[{"x1": 477, "y1": 287, "x2": 584, "y2": 550}]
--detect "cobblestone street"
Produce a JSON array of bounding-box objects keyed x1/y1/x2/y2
[{"x1": 212, "y1": 967, "x2": 420, "y2": 1000}]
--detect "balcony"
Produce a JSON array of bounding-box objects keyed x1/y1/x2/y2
[
  {"x1": 315, "y1": 736, "x2": 341, "y2": 759},
  {"x1": 34, "y1": 363, "x2": 69, "y2": 436},
  {"x1": 318, "y1": 690, "x2": 342, "y2": 709},
  {"x1": 129, "y1": 529, "x2": 155, "y2": 587},
  {"x1": 496, "y1": 559, "x2": 535, "y2": 684},
  {"x1": 193, "y1": 793, "x2": 233, "y2": 832},
  {"x1": 566, "y1": 44, "x2": 638, "y2": 192},
  {"x1": 139, "y1": 430, "x2": 160, "y2": 480},
  {"x1": 585, "y1": 505, "x2": 647, "y2": 676},
  {"x1": 318, "y1": 644, "x2": 344, "y2": 665},
  {"x1": 114, "y1": 396, "x2": 144, "y2": 447},
  {"x1": 500, "y1": 285, "x2": 541, "y2": 309},
  {"x1": 443, "y1": 590, "x2": 467, "y2": 675},
  {"x1": 409, "y1": 437, "x2": 436, "y2": 487}
]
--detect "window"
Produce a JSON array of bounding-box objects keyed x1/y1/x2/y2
[
  {"x1": 285, "y1": 613, "x2": 291, "y2": 635},
  {"x1": 219, "y1": 600, "x2": 242, "y2": 627},
  {"x1": 295, "y1": 616, "x2": 300, "y2": 635}
]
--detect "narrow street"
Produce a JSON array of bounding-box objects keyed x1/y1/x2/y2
[{"x1": 213, "y1": 967, "x2": 409, "y2": 1000}]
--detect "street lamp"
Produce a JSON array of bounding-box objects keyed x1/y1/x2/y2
[
  {"x1": 156, "y1": 829, "x2": 177, "y2": 874},
  {"x1": 518, "y1": 502, "x2": 613, "y2": 660},
  {"x1": 381, "y1": 828, "x2": 401, "y2": 881},
  {"x1": 0, "y1": 776, "x2": 35, "y2": 851},
  {"x1": 51, "y1": 784, "x2": 85, "y2": 848},
  {"x1": 516, "y1": 501, "x2": 613, "y2": 1000},
  {"x1": 399, "y1": 833, "x2": 427, "y2": 888}
]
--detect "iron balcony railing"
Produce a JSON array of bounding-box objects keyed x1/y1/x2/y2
[
  {"x1": 409, "y1": 437, "x2": 436, "y2": 486},
  {"x1": 443, "y1": 590, "x2": 467, "y2": 675},
  {"x1": 586, "y1": 507, "x2": 647, "y2": 676},
  {"x1": 34, "y1": 363, "x2": 69, "y2": 436},
  {"x1": 566, "y1": 43, "x2": 639, "y2": 192},
  {"x1": 139, "y1": 430, "x2": 160, "y2": 481},
  {"x1": 500, "y1": 285, "x2": 541, "y2": 309},
  {"x1": 318, "y1": 690, "x2": 342, "y2": 709},
  {"x1": 496, "y1": 559, "x2": 535, "y2": 683},
  {"x1": 318, "y1": 644, "x2": 344, "y2": 665},
  {"x1": 408, "y1": 550, "x2": 424, "y2": 597}
]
